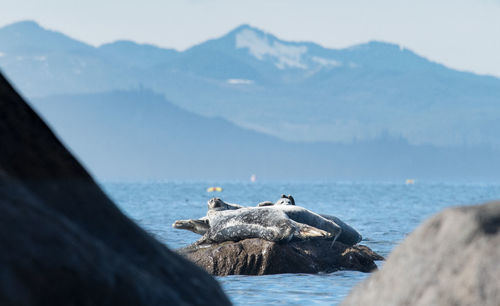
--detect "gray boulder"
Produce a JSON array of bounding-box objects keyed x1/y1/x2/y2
[
  {"x1": 0, "y1": 73, "x2": 229, "y2": 305},
  {"x1": 343, "y1": 201, "x2": 500, "y2": 306}
]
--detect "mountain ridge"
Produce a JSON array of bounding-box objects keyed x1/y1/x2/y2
[
  {"x1": 1, "y1": 20, "x2": 500, "y2": 148},
  {"x1": 2, "y1": 20, "x2": 497, "y2": 78},
  {"x1": 31, "y1": 89, "x2": 500, "y2": 180}
]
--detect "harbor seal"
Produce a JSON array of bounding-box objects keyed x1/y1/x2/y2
[
  {"x1": 172, "y1": 218, "x2": 210, "y2": 235},
  {"x1": 319, "y1": 214, "x2": 362, "y2": 245},
  {"x1": 196, "y1": 206, "x2": 333, "y2": 245},
  {"x1": 208, "y1": 197, "x2": 244, "y2": 211},
  {"x1": 259, "y1": 195, "x2": 362, "y2": 245},
  {"x1": 174, "y1": 196, "x2": 359, "y2": 246},
  {"x1": 269, "y1": 205, "x2": 343, "y2": 245},
  {"x1": 174, "y1": 197, "x2": 291, "y2": 236},
  {"x1": 172, "y1": 198, "x2": 242, "y2": 235},
  {"x1": 275, "y1": 194, "x2": 295, "y2": 206},
  {"x1": 194, "y1": 199, "x2": 342, "y2": 246},
  {"x1": 258, "y1": 194, "x2": 295, "y2": 207}
]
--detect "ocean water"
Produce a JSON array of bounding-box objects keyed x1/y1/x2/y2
[{"x1": 102, "y1": 181, "x2": 500, "y2": 305}]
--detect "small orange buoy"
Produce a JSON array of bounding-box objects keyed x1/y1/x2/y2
[
  {"x1": 207, "y1": 187, "x2": 223, "y2": 192},
  {"x1": 405, "y1": 179, "x2": 415, "y2": 185}
]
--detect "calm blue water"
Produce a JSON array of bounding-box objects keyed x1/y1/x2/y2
[{"x1": 102, "y1": 181, "x2": 500, "y2": 305}]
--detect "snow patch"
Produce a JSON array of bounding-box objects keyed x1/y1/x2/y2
[
  {"x1": 236, "y1": 29, "x2": 308, "y2": 69},
  {"x1": 227, "y1": 78, "x2": 254, "y2": 85},
  {"x1": 311, "y1": 56, "x2": 341, "y2": 67}
]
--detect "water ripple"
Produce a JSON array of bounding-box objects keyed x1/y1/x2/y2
[{"x1": 102, "y1": 181, "x2": 500, "y2": 305}]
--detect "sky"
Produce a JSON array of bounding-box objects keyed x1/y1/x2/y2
[{"x1": 1, "y1": 0, "x2": 500, "y2": 77}]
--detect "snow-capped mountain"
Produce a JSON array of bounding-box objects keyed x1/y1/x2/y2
[{"x1": 1, "y1": 21, "x2": 500, "y2": 149}]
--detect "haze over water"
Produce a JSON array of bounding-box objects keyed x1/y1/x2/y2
[{"x1": 103, "y1": 180, "x2": 500, "y2": 305}]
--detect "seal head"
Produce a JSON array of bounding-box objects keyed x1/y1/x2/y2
[
  {"x1": 208, "y1": 197, "x2": 243, "y2": 211},
  {"x1": 172, "y1": 219, "x2": 210, "y2": 235},
  {"x1": 275, "y1": 194, "x2": 295, "y2": 206}
]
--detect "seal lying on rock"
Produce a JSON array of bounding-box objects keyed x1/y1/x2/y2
[
  {"x1": 173, "y1": 198, "x2": 243, "y2": 235},
  {"x1": 173, "y1": 196, "x2": 287, "y2": 231},
  {"x1": 196, "y1": 207, "x2": 334, "y2": 245},
  {"x1": 258, "y1": 194, "x2": 295, "y2": 207},
  {"x1": 319, "y1": 214, "x2": 362, "y2": 245},
  {"x1": 194, "y1": 198, "x2": 342, "y2": 245},
  {"x1": 208, "y1": 198, "x2": 244, "y2": 211},
  {"x1": 173, "y1": 197, "x2": 360, "y2": 245},
  {"x1": 276, "y1": 194, "x2": 295, "y2": 205},
  {"x1": 259, "y1": 195, "x2": 362, "y2": 245}
]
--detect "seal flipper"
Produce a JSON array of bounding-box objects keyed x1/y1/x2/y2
[
  {"x1": 193, "y1": 233, "x2": 212, "y2": 246},
  {"x1": 319, "y1": 217, "x2": 343, "y2": 248},
  {"x1": 257, "y1": 201, "x2": 274, "y2": 207},
  {"x1": 294, "y1": 223, "x2": 332, "y2": 241},
  {"x1": 330, "y1": 227, "x2": 342, "y2": 248}
]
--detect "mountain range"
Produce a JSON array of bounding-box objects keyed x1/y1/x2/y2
[
  {"x1": 31, "y1": 90, "x2": 500, "y2": 180},
  {"x1": 1, "y1": 20, "x2": 500, "y2": 180}
]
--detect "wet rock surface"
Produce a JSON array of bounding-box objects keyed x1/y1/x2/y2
[
  {"x1": 342, "y1": 201, "x2": 500, "y2": 306},
  {"x1": 0, "y1": 73, "x2": 229, "y2": 305},
  {"x1": 179, "y1": 239, "x2": 383, "y2": 276}
]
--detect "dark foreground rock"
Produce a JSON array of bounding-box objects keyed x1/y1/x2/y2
[
  {"x1": 0, "y1": 73, "x2": 229, "y2": 305},
  {"x1": 179, "y1": 239, "x2": 383, "y2": 276},
  {"x1": 343, "y1": 201, "x2": 500, "y2": 306}
]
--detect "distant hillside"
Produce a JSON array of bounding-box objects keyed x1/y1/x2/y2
[
  {"x1": 30, "y1": 90, "x2": 500, "y2": 180},
  {"x1": 1, "y1": 21, "x2": 500, "y2": 149},
  {"x1": 148, "y1": 25, "x2": 500, "y2": 147},
  {"x1": 99, "y1": 40, "x2": 178, "y2": 69}
]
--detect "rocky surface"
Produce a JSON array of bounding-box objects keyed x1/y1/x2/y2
[
  {"x1": 179, "y1": 239, "x2": 383, "y2": 276},
  {"x1": 343, "y1": 201, "x2": 500, "y2": 306},
  {"x1": 0, "y1": 73, "x2": 229, "y2": 305}
]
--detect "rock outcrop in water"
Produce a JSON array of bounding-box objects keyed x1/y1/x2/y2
[
  {"x1": 179, "y1": 239, "x2": 383, "y2": 276},
  {"x1": 0, "y1": 73, "x2": 229, "y2": 305},
  {"x1": 342, "y1": 201, "x2": 500, "y2": 306}
]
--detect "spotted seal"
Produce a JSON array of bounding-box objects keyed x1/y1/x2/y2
[
  {"x1": 173, "y1": 196, "x2": 360, "y2": 245},
  {"x1": 172, "y1": 198, "x2": 242, "y2": 235},
  {"x1": 260, "y1": 195, "x2": 362, "y2": 245},
  {"x1": 195, "y1": 207, "x2": 333, "y2": 245},
  {"x1": 275, "y1": 194, "x2": 295, "y2": 206},
  {"x1": 194, "y1": 198, "x2": 342, "y2": 245},
  {"x1": 208, "y1": 198, "x2": 244, "y2": 211},
  {"x1": 257, "y1": 194, "x2": 295, "y2": 207}
]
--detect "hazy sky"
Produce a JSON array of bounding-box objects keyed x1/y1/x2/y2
[{"x1": 2, "y1": 0, "x2": 500, "y2": 77}]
